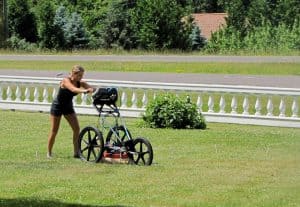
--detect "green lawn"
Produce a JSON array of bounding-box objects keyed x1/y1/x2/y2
[
  {"x1": 0, "y1": 110, "x2": 299, "y2": 207},
  {"x1": 0, "y1": 60, "x2": 300, "y2": 75}
]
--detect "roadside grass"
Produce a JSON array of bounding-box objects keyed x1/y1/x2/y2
[
  {"x1": 0, "y1": 110, "x2": 299, "y2": 207},
  {"x1": 0, "y1": 48, "x2": 300, "y2": 56},
  {"x1": 0, "y1": 60, "x2": 300, "y2": 75}
]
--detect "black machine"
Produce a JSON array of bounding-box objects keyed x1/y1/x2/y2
[{"x1": 78, "y1": 88, "x2": 153, "y2": 165}]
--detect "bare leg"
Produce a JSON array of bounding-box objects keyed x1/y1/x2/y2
[
  {"x1": 64, "y1": 113, "x2": 80, "y2": 157},
  {"x1": 47, "y1": 115, "x2": 62, "y2": 157}
]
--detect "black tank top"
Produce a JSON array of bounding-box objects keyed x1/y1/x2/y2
[{"x1": 55, "y1": 79, "x2": 80, "y2": 105}]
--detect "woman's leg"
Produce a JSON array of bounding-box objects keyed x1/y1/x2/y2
[
  {"x1": 64, "y1": 113, "x2": 80, "y2": 157},
  {"x1": 47, "y1": 115, "x2": 61, "y2": 157}
]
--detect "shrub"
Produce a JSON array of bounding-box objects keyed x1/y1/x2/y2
[
  {"x1": 143, "y1": 94, "x2": 206, "y2": 129},
  {"x1": 6, "y1": 35, "x2": 38, "y2": 51}
]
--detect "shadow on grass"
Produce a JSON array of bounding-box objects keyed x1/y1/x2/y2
[{"x1": 0, "y1": 198, "x2": 130, "y2": 207}]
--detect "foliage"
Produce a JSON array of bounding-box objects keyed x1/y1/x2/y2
[
  {"x1": 206, "y1": 19, "x2": 300, "y2": 53},
  {"x1": 191, "y1": 0, "x2": 225, "y2": 13},
  {"x1": 7, "y1": 0, "x2": 38, "y2": 42},
  {"x1": 5, "y1": 35, "x2": 38, "y2": 51},
  {"x1": 143, "y1": 94, "x2": 206, "y2": 129},
  {"x1": 99, "y1": 0, "x2": 136, "y2": 49},
  {"x1": 34, "y1": 1, "x2": 60, "y2": 49},
  {"x1": 64, "y1": 12, "x2": 89, "y2": 49},
  {"x1": 3, "y1": 0, "x2": 300, "y2": 52},
  {"x1": 131, "y1": 0, "x2": 194, "y2": 50},
  {"x1": 189, "y1": 25, "x2": 206, "y2": 50}
]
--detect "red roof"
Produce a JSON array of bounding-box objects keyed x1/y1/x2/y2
[{"x1": 192, "y1": 13, "x2": 227, "y2": 40}]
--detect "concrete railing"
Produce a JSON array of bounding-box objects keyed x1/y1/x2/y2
[{"x1": 0, "y1": 75, "x2": 299, "y2": 128}]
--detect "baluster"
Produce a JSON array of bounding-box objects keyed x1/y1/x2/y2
[
  {"x1": 0, "y1": 85, "x2": 2, "y2": 100},
  {"x1": 131, "y1": 90, "x2": 137, "y2": 108},
  {"x1": 52, "y1": 88, "x2": 57, "y2": 100},
  {"x1": 231, "y1": 95, "x2": 237, "y2": 114},
  {"x1": 208, "y1": 94, "x2": 214, "y2": 113},
  {"x1": 6, "y1": 86, "x2": 12, "y2": 101},
  {"x1": 243, "y1": 95, "x2": 249, "y2": 115},
  {"x1": 255, "y1": 96, "x2": 261, "y2": 116},
  {"x1": 267, "y1": 96, "x2": 273, "y2": 116},
  {"x1": 42, "y1": 87, "x2": 49, "y2": 103},
  {"x1": 121, "y1": 91, "x2": 127, "y2": 108},
  {"x1": 292, "y1": 97, "x2": 298, "y2": 118},
  {"x1": 15, "y1": 85, "x2": 21, "y2": 101},
  {"x1": 279, "y1": 97, "x2": 286, "y2": 117},
  {"x1": 81, "y1": 93, "x2": 87, "y2": 105},
  {"x1": 219, "y1": 95, "x2": 225, "y2": 113},
  {"x1": 24, "y1": 87, "x2": 30, "y2": 102},
  {"x1": 142, "y1": 91, "x2": 148, "y2": 108},
  {"x1": 196, "y1": 95, "x2": 203, "y2": 112},
  {"x1": 33, "y1": 87, "x2": 39, "y2": 102},
  {"x1": 73, "y1": 95, "x2": 78, "y2": 105},
  {"x1": 153, "y1": 92, "x2": 157, "y2": 100},
  {"x1": 242, "y1": 95, "x2": 249, "y2": 115}
]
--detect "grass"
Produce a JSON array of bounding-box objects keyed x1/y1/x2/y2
[
  {"x1": 0, "y1": 60, "x2": 300, "y2": 75},
  {"x1": 0, "y1": 110, "x2": 299, "y2": 207}
]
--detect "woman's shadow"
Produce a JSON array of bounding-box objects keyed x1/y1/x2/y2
[{"x1": 0, "y1": 198, "x2": 131, "y2": 207}]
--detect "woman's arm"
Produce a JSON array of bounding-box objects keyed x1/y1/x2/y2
[
  {"x1": 61, "y1": 78, "x2": 89, "y2": 94},
  {"x1": 80, "y1": 81, "x2": 95, "y2": 93}
]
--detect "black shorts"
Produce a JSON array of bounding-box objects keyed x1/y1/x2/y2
[{"x1": 50, "y1": 101, "x2": 75, "y2": 116}]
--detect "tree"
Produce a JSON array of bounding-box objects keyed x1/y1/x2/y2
[
  {"x1": 99, "y1": 0, "x2": 135, "y2": 49},
  {"x1": 192, "y1": 0, "x2": 225, "y2": 13},
  {"x1": 131, "y1": 0, "x2": 193, "y2": 49},
  {"x1": 8, "y1": 0, "x2": 37, "y2": 42},
  {"x1": 64, "y1": 12, "x2": 89, "y2": 48},
  {"x1": 53, "y1": 5, "x2": 68, "y2": 48},
  {"x1": 35, "y1": 1, "x2": 60, "y2": 48},
  {"x1": 189, "y1": 25, "x2": 206, "y2": 50}
]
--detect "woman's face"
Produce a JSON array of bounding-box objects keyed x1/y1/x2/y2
[{"x1": 72, "y1": 71, "x2": 84, "y2": 81}]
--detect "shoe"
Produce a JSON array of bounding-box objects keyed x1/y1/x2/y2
[{"x1": 47, "y1": 152, "x2": 53, "y2": 159}]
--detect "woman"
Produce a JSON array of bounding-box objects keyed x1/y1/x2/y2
[{"x1": 47, "y1": 65, "x2": 94, "y2": 158}]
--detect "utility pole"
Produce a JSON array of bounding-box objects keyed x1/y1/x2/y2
[{"x1": 0, "y1": 0, "x2": 8, "y2": 44}]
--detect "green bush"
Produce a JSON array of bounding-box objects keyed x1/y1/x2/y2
[{"x1": 143, "y1": 94, "x2": 206, "y2": 129}]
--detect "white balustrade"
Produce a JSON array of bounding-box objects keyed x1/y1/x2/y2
[
  {"x1": 131, "y1": 90, "x2": 137, "y2": 108},
  {"x1": 0, "y1": 75, "x2": 299, "y2": 128},
  {"x1": 196, "y1": 95, "x2": 203, "y2": 112},
  {"x1": 219, "y1": 95, "x2": 225, "y2": 113},
  {"x1": 242, "y1": 95, "x2": 249, "y2": 115},
  {"x1": 279, "y1": 97, "x2": 286, "y2": 117},
  {"x1": 208, "y1": 95, "x2": 214, "y2": 113},
  {"x1": 255, "y1": 96, "x2": 261, "y2": 116},
  {"x1": 292, "y1": 97, "x2": 298, "y2": 118},
  {"x1": 142, "y1": 92, "x2": 148, "y2": 108},
  {"x1": 231, "y1": 95, "x2": 237, "y2": 114}
]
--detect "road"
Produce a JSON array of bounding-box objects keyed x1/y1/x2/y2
[{"x1": 0, "y1": 55, "x2": 299, "y2": 88}]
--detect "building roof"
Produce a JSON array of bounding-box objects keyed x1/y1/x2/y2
[{"x1": 192, "y1": 13, "x2": 227, "y2": 40}]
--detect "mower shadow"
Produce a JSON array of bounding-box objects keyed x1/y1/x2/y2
[{"x1": 0, "y1": 198, "x2": 131, "y2": 207}]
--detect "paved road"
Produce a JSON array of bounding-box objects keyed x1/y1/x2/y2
[{"x1": 0, "y1": 55, "x2": 299, "y2": 88}]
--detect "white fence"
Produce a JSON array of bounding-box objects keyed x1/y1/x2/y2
[{"x1": 0, "y1": 75, "x2": 299, "y2": 128}]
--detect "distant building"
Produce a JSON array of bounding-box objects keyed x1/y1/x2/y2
[{"x1": 192, "y1": 13, "x2": 227, "y2": 40}]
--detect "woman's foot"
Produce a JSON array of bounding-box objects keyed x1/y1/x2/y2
[{"x1": 47, "y1": 152, "x2": 53, "y2": 159}]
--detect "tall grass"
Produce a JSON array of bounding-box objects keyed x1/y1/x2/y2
[{"x1": 0, "y1": 110, "x2": 299, "y2": 207}]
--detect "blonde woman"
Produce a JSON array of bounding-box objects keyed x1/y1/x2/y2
[{"x1": 47, "y1": 65, "x2": 94, "y2": 158}]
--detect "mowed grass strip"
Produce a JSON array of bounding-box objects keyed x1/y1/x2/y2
[
  {"x1": 0, "y1": 60, "x2": 299, "y2": 75},
  {"x1": 0, "y1": 110, "x2": 299, "y2": 207}
]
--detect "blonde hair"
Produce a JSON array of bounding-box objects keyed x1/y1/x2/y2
[{"x1": 71, "y1": 65, "x2": 85, "y2": 74}]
